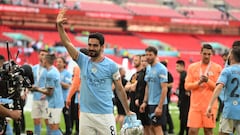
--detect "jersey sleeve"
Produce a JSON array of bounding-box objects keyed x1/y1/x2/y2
[
  {"x1": 75, "y1": 52, "x2": 88, "y2": 69},
  {"x1": 65, "y1": 71, "x2": 72, "y2": 84},
  {"x1": 217, "y1": 68, "x2": 228, "y2": 86},
  {"x1": 159, "y1": 66, "x2": 168, "y2": 83},
  {"x1": 111, "y1": 62, "x2": 120, "y2": 81}
]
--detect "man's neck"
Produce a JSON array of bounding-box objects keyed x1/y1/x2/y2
[
  {"x1": 136, "y1": 65, "x2": 142, "y2": 72},
  {"x1": 91, "y1": 54, "x2": 104, "y2": 62},
  {"x1": 46, "y1": 65, "x2": 51, "y2": 70},
  {"x1": 150, "y1": 60, "x2": 157, "y2": 67},
  {"x1": 201, "y1": 60, "x2": 210, "y2": 65},
  {"x1": 58, "y1": 67, "x2": 64, "y2": 72},
  {"x1": 39, "y1": 62, "x2": 44, "y2": 67}
]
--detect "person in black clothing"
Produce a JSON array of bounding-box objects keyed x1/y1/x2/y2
[
  {"x1": 125, "y1": 55, "x2": 142, "y2": 113},
  {"x1": 113, "y1": 67, "x2": 128, "y2": 128},
  {"x1": 161, "y1": 61, "x2": 174, "y2": 135},
  {"x1": 176, "y1": 60, "x2": 190, "y2": 135},
  {"x1": 133, "y1": 54, "x2": 152, "y2": 135}
]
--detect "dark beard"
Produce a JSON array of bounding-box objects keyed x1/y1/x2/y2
[
  {"x1": 134, "y1": 63, "x2": 141, "y2": 68},
  {"x1": 88, "y1": 51, "x2": 99, "y2": 57},
  {"x1": 147, "y1": 59, "x2": 154, "y2": 65}
]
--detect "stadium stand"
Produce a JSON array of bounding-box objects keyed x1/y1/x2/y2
[
  {"x1": 124, "y1": 3, "x2": 184, "y2": 18},
  {"x1": 79, "y1": 1, "x2": 130, "y2": 14},
  {"x1": 196, "y1": 34, "x2": 240, "y2": 48},
  {"x1": 176, "y1": 7, "x2": 224, "y2": 20},
  {"x1": 136, "y1": 32, "x2": 202, "y2": 51},
  {"x1": 224, "y1": 0, "x2": 240, "y2": 8},
  {"x1": 104, "y1": 34, "x2": 147, "y2": 49},
  {"x1": 176, "y1": 0, "x2": 207, "y2": 7},
  {"x1": 229, "y1": 10, "x2": 240, "y2": 20},
  {"x1": 0, "y1": 0, "x2": 240, "y2": 68},
  {"x1": 127, "y1": 0, "x2": 158, "y2": 5}
]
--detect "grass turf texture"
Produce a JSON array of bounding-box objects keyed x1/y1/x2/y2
[{"x1": 10, "y1": 103, "x2": 219, "y2": 135}]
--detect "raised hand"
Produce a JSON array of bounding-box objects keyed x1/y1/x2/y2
[{"x1": 56, "y1": 7, "x2": 67, "y2": 25}]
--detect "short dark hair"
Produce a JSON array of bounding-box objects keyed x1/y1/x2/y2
[
  {"x1": 88, "y1": 32, "x2": 105, "y2": 46},
  {"x1": 0, "y1": 55, "x2": 5, "y2": 61},
  {"x1": 231, "y1": 47, "x2": 240, "y2": 62},
  {"x1": 145, "y1": 46, "x2": 158, "y2": 55},
  {"x1": 232, "y1": 40, "x2": 240, "y2": 48},
  {"x1": 176, "y1": 60, "x2": 185, "y2": 67},
  {"x1": 221, "y1": 51, "x2": 229, "y2": 57},
  {"x1": 57, "y1": 57, "x2": 67, "y2": 68},
  {"x1": 141, "y1": 54, "x2": 146, "y2": 57},
  {"x1": 45, "y1": 53, "x2": 56, "y2": 65},
  {"x1": 39, "y1": 49, "x2": 49, "y2": 53},
  {"x1": 201, "y1": 44, "x2": 214, "y2": 52}
]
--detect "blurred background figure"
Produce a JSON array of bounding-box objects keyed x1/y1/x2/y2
[
  {"x1": 161, "y1": 61, "x2": 174, "y2": 135},
  {"x1": 176, "y1": 60, "x2": 190, "y2": 135},
  {"x1": 56, "y1": 57, "x2": 72, "y2": 135}
]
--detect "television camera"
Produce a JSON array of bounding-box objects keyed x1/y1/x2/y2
[{"x1": 0, "y1": 42, "x2": 34, "y2": 135}]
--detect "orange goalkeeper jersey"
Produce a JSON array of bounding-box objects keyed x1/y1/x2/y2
[{"x1": 185, "y1": 61, "x2": 222, "y2": 110}]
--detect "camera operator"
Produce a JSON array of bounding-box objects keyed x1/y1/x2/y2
[{"x1": 0, "y1": 54, "x2": 22, "y2": 134}]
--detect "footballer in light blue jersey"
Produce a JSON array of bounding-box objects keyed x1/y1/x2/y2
[
  {"x1": 32, "y1": 64, "x2": 47, "y2": 100},
  {"x1": 217, "y1": 64, "x2": 240, "y2": 120},
  {"x1": 207, "y1": 46, "x2": 240, "y2": 135},
  {"x1": 45, "y1": 66, "x2": 64, "y2": 108},
  {"x1": 57, "y1": 19, "x2": 132, "y2": 134},
  {"x1": 145, "y1": 63, "x2": 168, "y2": 105},
  {"x1": 59, "y1": 69, "x2": 72, "y2": 101},
  {"x1": 76, "y1": 52, "x2": 119, "y2": 114}
]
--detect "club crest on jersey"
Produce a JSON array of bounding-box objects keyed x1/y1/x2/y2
[
  {"x1": 207, "y1": 71, "x2": 213, "y2": 76},
  {"x1": 233, "y1": 100, "x2": 238, "y2": 106},
  {"x1": 91, "y1": 67, "x2": 97, "y2": 73}
]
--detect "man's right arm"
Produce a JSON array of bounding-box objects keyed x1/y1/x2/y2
[{"x1": 56, "y1": 8, "x2": 79, "y2": 60}]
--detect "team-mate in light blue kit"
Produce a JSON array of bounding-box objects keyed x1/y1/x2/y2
[
  {"x1": 140, "y1": 46, "x2": 168, "y2": 135},
  {"x1": 56, "y1": 8, "x2": 134, "y2": 135},
  {"x1": 207, "y1": 46, "x2": 240, "y2": 135},
  {"x1": 56, "y1": 57, "x2": 72, "y2": 135},
  {"x1": 31, "y1": 49, "x2": 50, "y2": 135},
  {"x1": 32, "y1": 54, "x2": 64, "y2": 135}
]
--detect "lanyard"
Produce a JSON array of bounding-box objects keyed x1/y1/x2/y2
[{"x1": 200, "y1": 61, "x2": 211, "y2": 76}]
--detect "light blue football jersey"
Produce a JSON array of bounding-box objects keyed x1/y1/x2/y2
[
  {"x1": 32, "y1": 64, "x2": 47, "y2": 100},
  {"x1": 75, "y1": 52, "x2": 119, "y2": 114},
  {"x1": 60, "y1": 69, "x2": 72, "y2": 101},
  {"x1": 217, "y1": 64, "x2": 240, "y2": 120},
  {"x1": 218, "y1": 61, "x2": 230, "y2": 101},
  {"x1": 144, "y1": 62, "x2": 168, "y2": 105},
  {"x1": 45, "y1": 66, "x2": 64, "y2": 108}
]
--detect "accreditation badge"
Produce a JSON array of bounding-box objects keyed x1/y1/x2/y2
[{"x1": 233, "y1": 100, "x2": 238, "y2": 105}]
